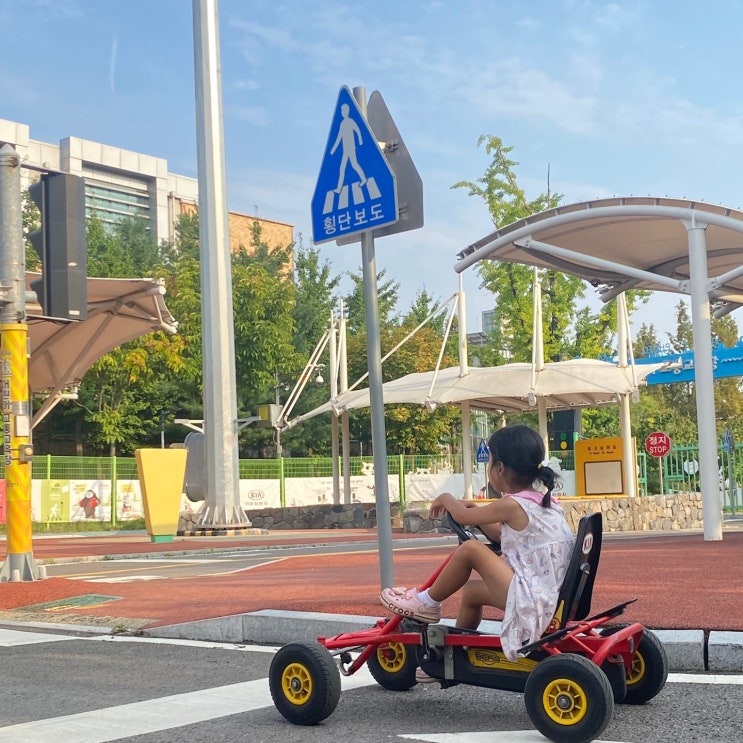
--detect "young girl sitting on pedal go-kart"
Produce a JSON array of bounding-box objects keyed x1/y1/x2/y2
[{"x1": 381, "y1": 423, "x2": 575, "y2": 664}]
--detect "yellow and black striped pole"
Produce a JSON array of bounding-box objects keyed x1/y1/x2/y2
[
  {"x1": 0, "y1": 143, "x2": 40, "y2": 582},
  {"x1": 1, "y1": 323, "x2": 36, "y2": 580}
]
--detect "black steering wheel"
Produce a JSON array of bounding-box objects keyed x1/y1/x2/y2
[{"x1": 446, "y1": 512, "x2": 502, "y2": 555}]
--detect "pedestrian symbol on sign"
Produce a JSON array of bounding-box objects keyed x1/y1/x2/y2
[
  {"x1": 330, "y1": 103, "x2": 367, "y2": 193},
  {"x1": 476, "y1": 439, "x2": 490, "y2": 464},
  {"x1": 311, "y1": 86, "x2": 398, "y2": 244}
]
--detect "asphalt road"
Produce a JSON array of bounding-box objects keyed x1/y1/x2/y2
[
  {"x1": 1, "y1": 626, "x2": 742, "y2": 743},
  {"x1": 42, "y1": 538, "x2": 453, "y2": 581}
]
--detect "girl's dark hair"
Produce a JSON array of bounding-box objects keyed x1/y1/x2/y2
[{"x1": 487, "y1": 424, "x2": 560, "y2": 508}]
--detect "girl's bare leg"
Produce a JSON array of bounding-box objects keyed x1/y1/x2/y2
[
  {"x1": 427, "y1": 539, "x2": 513, "y2": 609},
  {"x1": 457, "y1": 579, "x2": 494, "y2": 629}
]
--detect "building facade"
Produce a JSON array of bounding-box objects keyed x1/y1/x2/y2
[{"x1": 0, "y1": 117, "x2": 293, "y2": 255}]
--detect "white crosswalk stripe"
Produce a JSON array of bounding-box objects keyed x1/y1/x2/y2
[{"x1": 321, "y1": 177, "x2": 381, "y2": 214}]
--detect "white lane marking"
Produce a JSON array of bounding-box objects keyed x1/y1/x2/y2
[
  {"x1": 0, "y1": 629, "x2": 79, "y2": 647},
  {"x1": 94, "y1": 636, "x2": 281, "y2": 653},
  {"x1": 71, "y1": 557, "x2": 287, "y2": 581},
  {"x1": 668, "y1": 672, "x2": 743, "y2": 684},
  {"x1": 0, "y1": 627, "x2": 284, "y2": 654},
  {"x1": 0, "y1": 661, "x2": 376, "y2": 742},
  {"x1": 78, "y1": 575, "x2": 168, "y2": 583},
  {"x1": 399, "y1": 734, "x2": 629, "y2": 742}
]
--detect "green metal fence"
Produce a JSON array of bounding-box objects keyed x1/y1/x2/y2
[{"x1": 12, "y1": 442, "x2": 742, "y2": 525}]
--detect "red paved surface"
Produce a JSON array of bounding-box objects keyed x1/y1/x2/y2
[{"x1": 1, "y1": 528, "x2": 742, "y2": 633}]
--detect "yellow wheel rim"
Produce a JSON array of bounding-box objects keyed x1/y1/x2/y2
[
  {"x1": 281, "y1": 662, "x2": 313, "y2": 706},
  {"x1": 542, "y1": 677, "x2": 588, "y2": 725},
  {"x1": 377, "y1": 642, "x2": 407, "y2": 673},
  {"x1": 626, "y1": 651, "x2": 646, "y2": 687}
]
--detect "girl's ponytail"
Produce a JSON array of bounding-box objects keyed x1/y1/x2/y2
[{"x1": 537, "y1": 463, "x2": 558, "y2": 507}]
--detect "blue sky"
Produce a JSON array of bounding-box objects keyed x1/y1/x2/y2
[{"x1": 3, "y1": 0, "x2": 743, "y2": 341}]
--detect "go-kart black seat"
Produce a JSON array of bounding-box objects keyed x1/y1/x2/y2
[{"x1": 547, "y1": 512, "x2": 603, "y2": 632}]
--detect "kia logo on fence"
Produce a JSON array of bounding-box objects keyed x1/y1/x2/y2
[{"x1": 248, "y1": 490, "x2": 264, "y2": 501}]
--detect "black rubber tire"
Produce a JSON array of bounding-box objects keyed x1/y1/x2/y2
[
  {"x1": 600, "y1": 657, "x2": 628, "y2": 703},
  {"x1": 524, "y1": 654, "x2": 614, "y2": 743},
  {"x1": 600, "y1": 625, "x2": 668, "y2": 704},
  {"x1": 269, "y1": 642, "x2": 341, "y2": 725},
  {"x1": 367, "y1": 641, "x2": 418, "y2": 690},
  {"x1": 623, "y1": 629, "x2": 668, "y2": 704}
]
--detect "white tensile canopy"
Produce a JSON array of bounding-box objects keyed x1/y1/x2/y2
[
  {"x1": 287, "y1": 359, "x2": 665, "y2": 423},
  {"x1": 26, "y1": 273, "x2": 177, "y2": 426}
]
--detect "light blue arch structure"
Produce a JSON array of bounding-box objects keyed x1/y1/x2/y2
[{"x1": 456, "y1": 196, "x2": 743, "y2": 541}]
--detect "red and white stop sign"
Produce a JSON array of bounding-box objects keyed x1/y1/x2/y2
[{"x1": 645, "y1": 431, "x2": 672, "y2": 457}]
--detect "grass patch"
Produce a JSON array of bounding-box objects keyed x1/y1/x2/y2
[{"x1": 0, "y1": 518, "x2": 147, "y2": 535}]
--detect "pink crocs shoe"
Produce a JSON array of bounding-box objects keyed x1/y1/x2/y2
[{"x1": 380, "y1": 586, "x2": 441, "y2": 623}]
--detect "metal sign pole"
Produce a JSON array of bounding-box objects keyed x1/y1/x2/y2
[{"x1": 354, "y1": 87, "x2": 394, "y2": 589}]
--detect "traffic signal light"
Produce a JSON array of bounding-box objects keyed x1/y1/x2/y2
[
  {"x1": 28, "y1": 173, "x2": 87, "y2": 320},
  {"x1": 550, "y1": 409, "x2": 578, "y2": 452}
]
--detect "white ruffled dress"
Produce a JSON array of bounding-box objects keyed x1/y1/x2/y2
[{"x1": 499, "y1": 492, "x2": 575, "y2": 660}]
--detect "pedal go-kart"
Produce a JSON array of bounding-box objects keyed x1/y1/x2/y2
[{"x1": 269, "y1": 512, "x2": 668, "y2": 743}]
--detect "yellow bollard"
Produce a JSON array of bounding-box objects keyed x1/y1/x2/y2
[{"x1": 135, "y1": 449, "x2": 187, "y2": 543}]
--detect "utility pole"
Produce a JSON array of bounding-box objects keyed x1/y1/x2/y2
[
  {"x1": 192, "y1": 0, "x2": 249, "y2": 527},
  {"x1": 0, "y1": 143, "x2": 42, "y2": 582}
]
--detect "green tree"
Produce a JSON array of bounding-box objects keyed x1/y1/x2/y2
[
  {"x1": 34, "y1": 211, "x2": 188, "y2": 455},
  {"x1": 22, "y1": 186, "x2": 41, "y2": 271},
  {"x1": 453, "y1": 135, "x2": 648, "y2": 367},
  {"x1": 712, "y1": 314, "x2": 743, "y2": 441},
  {"x1": 343, "y1": 321, "x2": 459, "y2": 454},
  {"x1": 403, "y1": 289, "x2": 449, "y2": 336},
  {"x1": 345, "y1": 267, "x2": 399, "y2": 335},
  {"x1": 452, "y1": 136, "x2": 585, "y2": 364},
  {"x1": 276, "y1": 243, "x2": 343, "y2": 457},
  {"x1": 85, "y1": 213, "x2": 160, "y2": 278},
  {"x1": 292, "y1": 243, "x2": 341, "y2": 358}
]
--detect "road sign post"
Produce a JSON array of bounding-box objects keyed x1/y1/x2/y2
[
  {"x1": 645, "y1": 431, "x2": 672, "y2": 495},
  {"x1": 312, "y1": 86, "x2": 403, "y2": 589}
]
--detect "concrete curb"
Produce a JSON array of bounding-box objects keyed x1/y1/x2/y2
[{"x1": 143, "y1": 610, "x2": 743, "y2": 673}]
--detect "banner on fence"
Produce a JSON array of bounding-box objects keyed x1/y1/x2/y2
[
  {"x1": 239, "y1": 479, "x2": 281, "y2": 509},
  {"x1": 283, "y1": 475, "x2": 400, "y2": 507}
]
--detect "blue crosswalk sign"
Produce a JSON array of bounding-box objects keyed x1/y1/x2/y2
[
  {"x1": 476, "y1": 439, "x2": 490, "y2": 463},
  {"x1": 311, "y1": 86, "x2": 398, "y2": 244}
]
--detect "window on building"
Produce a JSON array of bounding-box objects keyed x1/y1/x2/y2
[
  {"x1": 84, "y1": 179, "x2": 151, "y2": 232},
  {"x1": 482, "y1": 309, "x2": 496, "y2": 335}
]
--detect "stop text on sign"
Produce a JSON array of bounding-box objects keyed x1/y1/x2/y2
[{"x1": 645, "y1": 431, "x2": 672, "y2": 458}]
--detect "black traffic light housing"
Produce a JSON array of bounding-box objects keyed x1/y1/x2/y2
[{"x1": 28, "y1": 172, "x2": 87, "y2": 320}]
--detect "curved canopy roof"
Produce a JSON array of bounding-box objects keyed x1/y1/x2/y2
[
  {"x1": 26, "y1": 273, "x2": 177, "y2": 426},
  {"x1": 455, "y1": 196, "x2": 743, "y2": 314},
  {"x1": 285, "y1": 359, "x2": 666, "y2": 429}
]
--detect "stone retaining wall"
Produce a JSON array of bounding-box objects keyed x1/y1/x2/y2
[
  {"x1": 403, "y1": 492, "x2": 705, "y2": 534},
  {"x1": 178, "y1": 503, "x2": 401, "y2": 532},
  {"x1": 178, "y1": 493, "x2": 704, "y2": 533}
]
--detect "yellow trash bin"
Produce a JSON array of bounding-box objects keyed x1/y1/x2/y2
[{"x1": 135, "y1": 449, "x2": 187, "y2": 543}]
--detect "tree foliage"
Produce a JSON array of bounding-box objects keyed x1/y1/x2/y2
[{"x1": 453, "y1": 135, "x2": 649, "y2": 366}]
